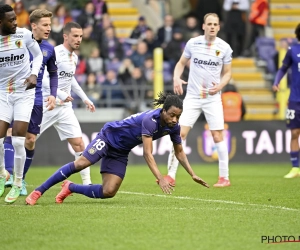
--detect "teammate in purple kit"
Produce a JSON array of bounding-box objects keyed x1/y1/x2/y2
[
  {"x1": 4, "y1": 9, "x2": 58, "y2": 196},
  {"x1": 272, "y1": 23, "x2": 300, "y2": 178},
  {"x1": 26, "y1": 92, "x2": 209, "y2": 205}
]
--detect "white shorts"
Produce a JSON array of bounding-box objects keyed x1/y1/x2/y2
[
  {"x1": 39, "y1": 105, "x2": 82, "y2": 141},
  {"x1": 179, "y1": 96, "x2": 224, "y2": 130},
  {"x1": 0, "y1": 89, "x2": 35, "y2": 123}
]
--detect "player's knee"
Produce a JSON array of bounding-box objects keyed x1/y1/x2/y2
[
  {"x1": 102, "y1": 186, "x2": 117, "y2": 198},
  {"x1": 25, "y1": 135, "x2": 36, "y2": 149},
  {"x1": 291, "y1": 129, "x2": 300, "y2": 139}
]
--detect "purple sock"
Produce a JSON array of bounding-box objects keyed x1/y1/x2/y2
[
  {"x1": 23, "y1": 148, "x2": 34, "y2": 179},
  {"x1": 69, "y1": 184, "x2": 104, "y2": 199},
  {"x1": 4, "y1": 136, "x2": 14, "y2": 175},
  {"x1": 36, "y1": 162, "x2": 77, "y2": 194},
  {"x1": 290, "y1": 151, "x2": 299, "y2": 167}
]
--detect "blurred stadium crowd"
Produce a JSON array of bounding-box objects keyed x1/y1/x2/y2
[{"x1": 1, "y1": 0, "x2": 294, "y2": 116}]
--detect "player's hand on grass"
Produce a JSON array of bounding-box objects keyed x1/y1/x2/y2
[
  {"x1": 157, "y1": 177, "x2": 174, "y2": 195},
  {"x1": 173, "y1": 78, "x2": 188, "y2": 95},
  {"x1": 84, "y1": 100, "x2": 96, "y2": 112},
  {"x1": 192, "y1": 175, "x2": 209, "y2": 188},
  {"x1": 25, "y1": 74, "x2": 37, "y2": 90},
  {"x1": 272, "y1": 85, "x2": 279, "y2": 92},
  {"x1": 45, "y1": 95, "x2": 56, "y2": 111},
  {"x1": 64, "y1": 96, "x2": 74, "y2": 102}
]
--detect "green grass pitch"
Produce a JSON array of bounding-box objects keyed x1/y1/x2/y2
[{"x1": 1, "y1": 163, "x2": 300, "y2": 250}]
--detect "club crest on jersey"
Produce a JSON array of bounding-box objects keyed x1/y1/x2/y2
[
  {"x1": 88, "y1": 147, "x2": 96, "y2": 155},
  {"x1": 15, "y1": 40, "x2": 22, "y2": 48},
  {"x1": 42, "y1": 50, "x2": 48, "y2": 57},
  {"x1": 215, "y1": 50, "x2": 220, "y2": 56},
  {"x1": 162, "y1": 131, "x2": 169, "y2": 136}
]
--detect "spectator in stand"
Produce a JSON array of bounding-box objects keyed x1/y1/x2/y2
[
  {"x1": 242, "y1": 0, "x2": 269, "y2": 57},
  {"x1": 221, "y1": 82, "x2": 246, "y2": 122},
  {"x1": 102, "y1": 70, "x2": 125, "y2": 107},
  {"x1": 49, "y1": 16, "x2": 63, "y2": 46},
  {"x1": 118, "y1": 58, "x2": 135, "y2": 85},
  {"x1": 223, "y1": 0, "x2": 249, "y2": 58},
  {"x1": 76, "y1": 2, "x2": 97, "y2": 28},
  {"x1": 92, "y1": 0, "x2": 108, "y2": 22},
  {"x1": 74, "y1": 50, "x2": 87, "y2": 76},
  {"x1": 181, "y1": 15, "x2": 202, "y2": 42},
  {"x1": 142, "y1": 57, "x2": 154, "y2": 105},
  {"x1": 130, "y1": 16, "x2": 149, "y2": 40},
  {"x1": 195, "y1": 0, "x2": 223, "y2": 29},
  {"x1": 130, "y1": 41, "x2": 151, "y2": 68},
  {"x1": 53, "y1": 3, "x2": 73, "y2": 26},
  {"x1": 79, "y1": 25, "x2": 99, "y2": 59},
  {"x1": 100, "y1": 26, "x2": 124, "y2": 62},
  {"x1": 86, "y1": 47, "x2": 104, "y2": 76},
  {"x1": 143, "y1": 27, "x2": 160, "y2": 54},
  {"x1": 156, "y1": 14, "x2": 175, "y2": 48},
  {"x1": 13, "y1": 1, "x2": 29, "y2": 28},
  {"x1": 164, "y1": 28, "x2": 185, "y2": 72},
  {"x1": 82, "y1": 72, "x2": 102, "y2": 107}
]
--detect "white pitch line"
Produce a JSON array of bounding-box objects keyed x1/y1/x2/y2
[{"x1": 118, "y1": 191, "x2": 300, "y2": 211}]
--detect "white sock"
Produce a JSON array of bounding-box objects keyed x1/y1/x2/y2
[
  {"x1": 167, "y1": 141, "x2": 181, "y2": 180},
  {"x1": 75, "y1": 151, "x2": 91, "y2": 185},
  {"x1": 215, "y1": 141, "x2": 229, "y2": 179},
  {"x1": 0, "y1": 137, "x2": 6, "y2": 177},
  {"x1": 12, "y1": 136, "x2": 26, "y2": 187}
]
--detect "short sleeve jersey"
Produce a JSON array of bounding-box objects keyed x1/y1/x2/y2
[
  {"x1": 0, "y1": 27, "x2": 37, "y2": 93},
  {"x1": 100, "y1": 108, "x2": 182, "y2": 151},
  {"x1": 183, "y1": 36, "x2": 233, "y2": 100},
  {"x1": 42, "y1": 44, "x2": 77, "y2": 106}
]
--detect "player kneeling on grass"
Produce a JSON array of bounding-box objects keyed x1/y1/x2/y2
[{"x1": 26, "y1": 92, "x2": 209, "y2": 205}]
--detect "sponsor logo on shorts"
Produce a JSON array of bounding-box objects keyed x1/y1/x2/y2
[{"x1": 88, "y1": 147, "x2": 96, "y2": 155}]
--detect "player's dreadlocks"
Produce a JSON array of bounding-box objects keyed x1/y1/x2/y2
[
  {"x1": 295, "y1": 23, "x2": 300, "y2": 41},
  {"x1": 0, "y1": 4, "x2": 13, "y2": 21},
  {"x1": 153, "y1": 92, "x2": 183, "y2": 111}
]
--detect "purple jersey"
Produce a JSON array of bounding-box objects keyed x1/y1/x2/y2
[
  {"x1": 100, "y1": 108, "x2": 182, "y2": 151},
  {"x1": 30, "y1": 40, "x2": 57, "y2": 105},
  {"x1": 282, "y1": 44, "x2": 300, "y2": 102}
]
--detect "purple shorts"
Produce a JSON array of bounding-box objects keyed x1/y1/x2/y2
[
  {"x1": 27, "y1": 105, "x2": 43, "y2": 135},
  {"x1": 83, "y1": 133, "x2": 129, "y2": 179},
  {"x1": 286, "y1": 102, "x2": 300, "y2": 129}
]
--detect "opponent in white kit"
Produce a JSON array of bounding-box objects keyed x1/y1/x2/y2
[
  {"x1": 166, "y1": 13, "x2": 233, "y2": 187},
  {"x1": 40, "y1": 22, "x2": 95, "y2": 185},
  {"x1": 0, "y1": 4, "x2": 43, "y2": 202}
]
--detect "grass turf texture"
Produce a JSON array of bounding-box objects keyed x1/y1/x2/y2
[{"x1": 1, "y1": 164, "x2": 300, "y2": 250}]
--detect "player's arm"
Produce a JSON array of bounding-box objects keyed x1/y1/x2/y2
[
  {"x1": 272, "y1": 48, "x2": 292, "y2": 92},
  {"x1": 45, "y1": 50, "x2": 58, "y2": 110},
  {"x1": 142, "y1": 135, "x2": 173, "y2": 194},
  {"x1": 173, "y1": 54, "x2": 189, "y2": 95},
  {"x1": 26, "y1": 40, "x2": 43, "y2": 90},
  {"x1": 71, "y1": 78, "x2": 95, "y2": 112},
  {"x1": 173, "y1": 143, "x2": 209, "y2": 188},
  {"x1": 209, "y1": 63, "x2": 232, "y2": 95}
]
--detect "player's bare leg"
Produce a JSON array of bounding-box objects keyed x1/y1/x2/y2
[
  {"x1": 68, "y1": 137, "x2": 92, "y2": 185},
  {"x1": 284, "y1": 128, "x2": 300, "y2": 178},
  {"x1": 211, "y1": 130, "x2": 230, "y2": 187}
]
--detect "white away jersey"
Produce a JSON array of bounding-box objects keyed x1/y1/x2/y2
[
  {"x1": 183, "y1": 36, "x2": 233, "y2": 99},
  {"x1": 0, "y1": 28, "x2": 37, "y2": 93},
  {"x1": 42, "y1": 44, "x2": 78, "y2": 106}
]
